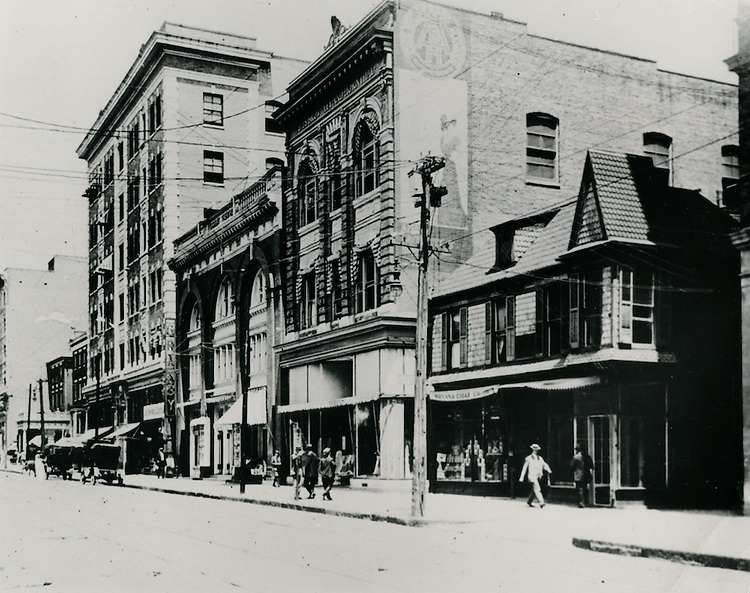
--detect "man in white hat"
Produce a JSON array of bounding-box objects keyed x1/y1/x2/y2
[{"x1": 519, "y1": 443, "x2": 552, "y2": 508}]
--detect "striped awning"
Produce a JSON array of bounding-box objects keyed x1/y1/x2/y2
[
  {"x1": 277, "y1": 394, "x2": 379, "y2": 414},
  {"x1": 430, "y1": 376, "x2": 601, "y2": 402}
]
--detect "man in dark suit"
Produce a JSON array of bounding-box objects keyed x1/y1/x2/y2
[{"x1": 570, "y1": 444, "x2": 594, "y2": 508}]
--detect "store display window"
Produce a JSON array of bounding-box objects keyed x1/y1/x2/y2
[{"x1": 432, "y1": 398, "x2": 508, "y2": 483}]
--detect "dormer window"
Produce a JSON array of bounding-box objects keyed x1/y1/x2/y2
[{"x1": 493, "y1": 230, "x2": 515, "y2": 270}]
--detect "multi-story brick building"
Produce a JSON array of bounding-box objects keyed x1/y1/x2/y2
[
  {"x1": 428, "y1": 150, "x2": 741, "y2": 508},
  {"x1": 273, "y1": 0, "x2": 737, "y2": 482},
  {"x1": 0, "y1": 256, "x2": 87, "y2": 456},
  {"x1": 169, "y1": 166, "x2": 283, "y2": 479},
  {"x1": 76, "y1": 23, "x2": 305, "y2": 467}
]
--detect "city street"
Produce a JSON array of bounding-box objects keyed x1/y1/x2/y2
[{"x1": 2, "y1": 472, "x2": 749, "y2": 593}]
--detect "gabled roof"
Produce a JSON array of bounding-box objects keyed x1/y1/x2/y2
[
  {"x1": 433, "y1": 149, "x2": 736, "y2": 301},
  {"x1": 570, "y1": 151, "x2": 656, "y2": 248}
]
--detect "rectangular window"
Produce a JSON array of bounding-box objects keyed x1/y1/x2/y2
[
  {"x1": 443, "y1": 308, "x2": 468, "y2": 370},
  {"x1": 722, "y1": 144, "x2": 739, "y2": 194},
  {"x1": 203, "y1": 151, "x2": 224, "y2": 184},
  {"x1": 581, "y1": 270, "x2": 602, "y2": 348},
  {"x1": 118, "y1": 193, "x2": 124, "y2": 222},
  {"x1": 300, "y1": 273, "x2": 316, "y2": 330},
  {"x1": 485, "y1": 297, "x2": 514, "y2": 364},
  {"x1": 620, "y1": 268, "x2": 654, "y2": 345},
  {"x1": 203, "y1": 93, "x2": 223, "y2": 126},
  {"x1": 119, "y1": 293, "x2": 124, "y2": 321},
  {"x1": 264, "y1": 102, "x2": 282, "y2": 134},
  {"x1": 355, "y1": 250, "x2": 378, "y2": 313},
  {"x1": 330, "y1": 260, "x2": 343, "y2": 320}
]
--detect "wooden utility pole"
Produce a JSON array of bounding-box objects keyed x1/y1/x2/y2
[
  {"x1": 94, "y1": 354, "x2": 100, "y2": 439},
  {"x1": 410, "y1": 155, "x2": 446, "y2": 518},
  {"x1": 239, "y1": 328, "x2": 251, "y2": 494},
  {"x1": 38, "y1": 379, "x2": 45, "y2": 451},
  {"x1": 26, "y1": 383, "x2": 32, "y2": 457}
]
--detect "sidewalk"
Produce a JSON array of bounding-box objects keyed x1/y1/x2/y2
[
  {"x1": 5, "y1": 466, "x2": 750, "y2": 572},
  {"x1": 120, "y1": 472, "x2": 750, "y2": 572}
]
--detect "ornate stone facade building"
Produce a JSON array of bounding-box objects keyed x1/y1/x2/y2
[
  {"x1": 76, "y1": 23, "x2": 305, "y2": 470},
  {"x1": 170, "y1": 167, "x2": 283, "y2": 479}
]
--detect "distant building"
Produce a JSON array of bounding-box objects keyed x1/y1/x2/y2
[
  {"x1": 76, "y1": 23, "x2": 306, "y2": 463},
  {"x1": 428, "y1": 150, "x2": 741, "y2": 508},
  {"x1": 0, "y1": 255, "x2": 87, "y2": 455},
  {"x1": 273, "y1": 0, "x2": 737, "y2": 481},
  {"x1": 69, "y1": 332, "x2": 88, "y2": 437},
  {"x1": 169, "y1": 166, "x2": 283, "y2": 479}
]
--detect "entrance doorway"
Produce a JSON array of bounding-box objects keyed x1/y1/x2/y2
[{"x1": 575, "y1": 415, "x2": 614, "y2": 506}]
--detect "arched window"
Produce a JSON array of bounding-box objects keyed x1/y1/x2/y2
[
  {"x1": 250, "y1": 271, "x2": 266, "y2": 308},
  {"x1": 298, "y1": 159, "x2": 317, "y2": 227},
  {"x1": 526, "y1": 113, "x2": 559, "y2": 184},
  {"x1": 643, "y1": 132, "x2": 672, "y2": 182},
  {"x1": 265, "y1": 157, "x2": 284, "y2": 171},
  {"x1": 190, "y1": 303, "x2": 201, "y2": 332},
  {"x1": 216, "y1": 278, "x2": 235, "y2": 319},
  {"x1": 353, "y1": 115, "x2": 379, "y2": 197}
]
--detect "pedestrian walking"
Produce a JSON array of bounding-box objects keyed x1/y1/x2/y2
[
  {"x1": 319, "y1": 447, "x2": 334, "y2": 500},
  {"x1": 570, "y1": 444, "x2": 594, "y2": 508},
  {"x1": 292, "y1": 446, "x2": 303, "y2": 500},
  {"x1": 519, "y1": 443, "x2": 552, "y2": 508},
  {"x1": 271, "y1": 449, "x2": 282, "y2": 487},
  {"x1": 157, "y1": 447, "x2": 166, "y2": 479},
  {"x1": 301, "y1": 443, "x2": 319, "y2": 499}
]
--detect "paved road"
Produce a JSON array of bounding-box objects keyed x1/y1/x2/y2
[{"x1": 2, "y1": 472, "x2": 749, "y2": 592}]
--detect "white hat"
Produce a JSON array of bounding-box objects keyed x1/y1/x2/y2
[{"x1": 530, "y1": 443, "x2": 541, "y2": 451}]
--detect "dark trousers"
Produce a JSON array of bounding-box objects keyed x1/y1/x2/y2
[{"x1": 575, "y1": 480, "x2": 589, "y2": 507}]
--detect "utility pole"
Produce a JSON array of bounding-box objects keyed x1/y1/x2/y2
[
  {"x1": 26, "y1": 383, "x2": 32, "y2": 458},
  {"x1": 239, "y1": 328, "x2": 251, "y2": 494},
  {"x1": 38, "y1": 379, "x2": 45, "y2": 451},
  {"x1": 94, "y1": 354, "x2": 100, "y2": 439},
  {"x1": 409, "y1": 155, "x2": 446, "y2": 518}
]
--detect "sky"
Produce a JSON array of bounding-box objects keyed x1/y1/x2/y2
[{"x1": 0, "y1": 0, "x2": 739, "y2": 272}]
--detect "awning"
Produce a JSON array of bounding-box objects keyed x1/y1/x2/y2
[
  {"x1": 52, "y1": 436, "x2": 81, "y2": 448},
  {"x1": 429, "y1": 376, "x2": 600, "y2": 402},
  {"x1": 110, "y1": 422, "x2": 141, "y2": 439},
  {"x1": 215, "y1": 389, "x2": 266, "y2": 427},
  {"x1": 277, "y1": 394, "x2": 379, "y2": 414},
  {"x1": 498, "y1": 376, "x2": 601, "y2": 391},
  {"x1": 66, "y1": 426, "x2": 115, "y2": 446},
  {"x1": 28, "y1": 435, "x2": 43, "y2": 448}
]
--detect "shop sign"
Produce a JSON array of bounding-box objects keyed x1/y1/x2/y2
[{"x1": 143, "y1": 402, "x2": 164, "y2": 421}]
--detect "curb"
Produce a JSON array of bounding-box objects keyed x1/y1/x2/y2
[
  {"x1": 120, "y1": 483, "x2": 433, "y2": 527},
  {"x1": 572, "y1": 537, "x2": 750, "y2": 573}
]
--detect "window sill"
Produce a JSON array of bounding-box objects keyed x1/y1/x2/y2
[
  {"x1": 202, "y1": 123, "x2": 224, "y2": 130},
  {"x1": 353, "y1": 186, "x2": 382, "y2": 207},
  {"x1": 525, "y1": 180, "x2": 560, "y2": 189},
  {"x1": 203, "y1": 181, "x2": 225, "y2": 187}
]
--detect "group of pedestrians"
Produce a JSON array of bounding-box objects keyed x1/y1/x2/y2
[
  {"x1": 291, "y1": 444, "x2": 335, "y2": 501},
  {"x1": 519, "y1": 442, "x2": 594, "y2": 508}
]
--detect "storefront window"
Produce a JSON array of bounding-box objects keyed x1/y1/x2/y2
[{"x1": 433, "y1": 398, "x2": 508, "y2": 483}]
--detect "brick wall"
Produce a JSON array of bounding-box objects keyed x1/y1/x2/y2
[{"x1": 403, "y1": 4, "x2": 737, "y2": 260}]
